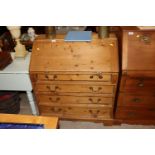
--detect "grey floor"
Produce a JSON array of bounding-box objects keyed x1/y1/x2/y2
[{"x1": 20, "y1": 93, "x2": 155, "y2": 129}]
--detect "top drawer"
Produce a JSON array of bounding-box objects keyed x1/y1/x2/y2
[
  {"x1": 30, "y1": 72, "x2": 118, "y2": 84},
  {"x1": 123, "y1": 30, "x2": 155, "y2": 71},
  {"x1": 37, "y1": 73, "x2": 112, "y2": 82}
]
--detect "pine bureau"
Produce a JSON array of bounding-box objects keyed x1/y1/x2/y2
[{"x1": 30, "y1": 34, "x2": 119, "y2": 121}]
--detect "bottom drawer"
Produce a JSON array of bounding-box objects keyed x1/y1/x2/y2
[
  {"x1": 39, "y1": 105, "x2": 112, "y2": 120},
  {"x1": 116, "y1": 108, "x2": 155, "y2": 120}
]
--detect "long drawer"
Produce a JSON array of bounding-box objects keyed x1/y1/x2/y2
[
  {"x1": 116, "y1": 107, "x2": 155, "y2": 120},
  {"x1": 37, "y1": 73, "x2": 112, "y2": 82},
  {"x1": 120, "y1": 74, "x2": 155, "y2": 93},
  {"x1": 39, "y1": 105, "x2": 112, "y2": 120},
  {"x1": 118, "y1": 93, "x2": 155, "y2": 107},
  {"x1": 36, "y1": 94, "x2": 113, "y2": 106},
  {"x1": 35, "y1": 83, "x2": 114, "y2": 94}
]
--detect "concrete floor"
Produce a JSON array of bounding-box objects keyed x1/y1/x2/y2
[{"x1": 20, "y1": 92, "x2": 155, "y2": 129}]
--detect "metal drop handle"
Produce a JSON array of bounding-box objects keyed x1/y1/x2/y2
[
  {"x1": 140, "y1": 35, "x2": 151, "y2": 43},
  {"x1": 45, "y1": 74, "x2": 57, "y2": 80},
  {"x1": 89, "y1": 98, "x2": 101, "y2": 103},
  {"x1": 47, "y1": 85, "x2": 59, "y2": 92},
  {"x1": 89, "y1": 87, "x2": 102, "y2": 92},
  {"x1": 49, "y1": 97, "x2": 60, "y2": 102},
  {"x1": 132, "y1": 98, "x2": 141, "y2": 103},
  {"x1": 50, "y1": 107, "x2": 62, "y2": 113},
  {"x1": 90, "y1": 73, "x2": 103, "y2": 79},
  {"x1": 89, "y1": 110, "x2": 100, "y2": 117},
  {"x1": 137, "y1": 80, "x2": 144, "y2": 87}
]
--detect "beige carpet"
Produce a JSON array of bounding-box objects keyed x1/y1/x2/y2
[{"x1": 20, "y1": 93, "x2": 155, "y2": 129}]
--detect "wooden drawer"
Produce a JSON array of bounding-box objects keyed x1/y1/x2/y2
[
  {"x1": 35, "y1": 83, "x2": 114, "y2": 94},
  {"x1": 39, "y1": 105, "x2": 112, "y2": 120},
  {"x1": 36, "y1": 94, "x2": 113, "y2": 106},
  {"x1": 120, "y1": 73, "x2": 155, "y2": 93},
  {"x1": 116, "y1": 108, "x2": 155, "y2": 120},
  {"x1": 37, "y1": 73, "x2": 112, "y2": 82},
  {"x1": 123, "y1": 30, "x2": 155, "y2": 70},
  {"x1": 118, "y1": 93, "x2": 155, "y2": 107}
]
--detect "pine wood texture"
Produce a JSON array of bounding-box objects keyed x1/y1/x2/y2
[
  {"x1": 34, "y1": 83, "x2": 115, "y2": 94},
  {"x1": 36, "y1": 94, "x2": 114, "y2": 106},
  {"x1": 116, "y1": 27, "x2": 155, "y2": 123},
  {"x1": 30, "y1": 35, "x2": 118, "y2": 72},
  {"x1": 40, "y1": 105, "x2": 112, "y2": 120},
  {"x1": 30, "y1": 34, "x2": 119, "y2": 121}
]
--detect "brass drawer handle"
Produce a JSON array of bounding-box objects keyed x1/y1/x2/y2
[
  {"x1": 132, "y1": 98, "x2": 141, "y2": 103},
  {"x1": 140, "y1": 35, "x2": 151, "y2": 43},
  {"x1": 50, "y1": 107, "x2": 62, "y2": 113},
  {"x1": 97, "y1": 72, "x2": 103, "y2": 79},
  {"x1": 89, "y1": 109, "x2": 100, "y2": 118},
  {"x1": 137, "y1": 80, "x2": 144, "y2": 87},
  {"x1": 45, "y1": 75, "x2": 54, "y2": 80},
  {"x1": 45, "y1": 75, "x2": 57, "y2": 80},
  {"x1": 98, "y1": 75, "x2": 103, "y2": 79},
  {"x1": 137, "y1": 83, "x2": 144, "y2": 87},
  {"x1": 89, "y1": 74, "x2": 103, "y2": 79},
  {"x1": 49, "y1": 97, "x2": 60, "y2": 102},
  {"x1": 89, "y1": 98, "x2": 101, "y2": 103},
  {"x1": 46, "y1": 85, "x2": 59, "y2": 92},
  {"x1": 89, "y1": 87, "x2": 102, "y2": 92}
]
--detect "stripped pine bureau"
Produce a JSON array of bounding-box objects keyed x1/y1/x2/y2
[{"x1": 30, "y1": 34, "x2": 119, "y2": 122}]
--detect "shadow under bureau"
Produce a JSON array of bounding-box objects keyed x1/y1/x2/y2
[{"x1": 30, "y1": 34, "x2": 119, "y2": 121}]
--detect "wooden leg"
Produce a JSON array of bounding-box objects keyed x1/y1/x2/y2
[
  {"x1": 26, "y1": 91, "x2": 38, "y2": 115},
  {"x1": 113, "y1": 119, "x2": 122, "y2": 125},
  {"x1": 103, "y1": 120, "x2": 114, "y2": 126}
]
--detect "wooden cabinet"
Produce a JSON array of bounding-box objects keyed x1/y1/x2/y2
[
  {"x1": 116, "y1": 28, "x2": 155, "y2": 123},
  {"x1": 122, "y1": 30, "x2": 155, "y2": 71},
  {"x1": 30, "y1": 34, "x2": 119, "y2": 121}
]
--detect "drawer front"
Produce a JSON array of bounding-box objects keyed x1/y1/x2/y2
[
  {"x1": 118, "y1": 93, "x2": 155, "y2": 107},
  {"x1": 39, "y1": 105, "x2": 112, "y2": 120},
  {"x1": 35, "y1": 84, "x2": 114, "y2": 94},
  {"x1": 121, "y1": 75, "x2": 155, "y2": 93},
  {"x1": 36, "y1": 94, "x2": 113, "y2": 106},
  {"x1": 116, "y1": 108, "x2": 155, "y2": 120},
  {"x1": 123, "y1": 31, "x2": 155, "y2": 70},
  {"x1": 37, "y1": 73, "x2": 112, "y2": 82}
]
